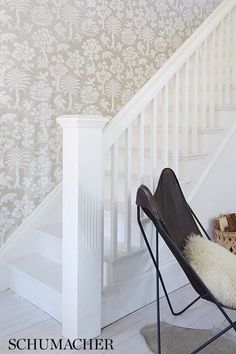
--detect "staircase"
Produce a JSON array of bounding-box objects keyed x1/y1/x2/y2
[{"x1": 2, "y1": 0, "x2": 236, "y2": 339}]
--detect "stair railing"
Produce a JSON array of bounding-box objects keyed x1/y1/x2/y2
[{"x1": 57, "y1": 0, "x2": 236, "y2": 340}]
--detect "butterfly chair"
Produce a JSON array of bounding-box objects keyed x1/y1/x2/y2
[{"x1": 136, "y1": 168, "x2": 236, "y2": 354}]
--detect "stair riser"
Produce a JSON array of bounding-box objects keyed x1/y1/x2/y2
[
  {"x1": 102, "y1": 261, "x2": 189, "y2": 327},
  {"x1": 34, "y1": 230, "x2": 62, "y2": 264},
  {"x1": 34, "y1": 223, "x2": 151, "y2": 288},
  {"x1": 104, "y1": 209, "x2": 152, "y2": 248},
  {"x1": 8, "y1": 266, "x2": 62, "y2": 322},
  {"x1": 9, "y1": 258, "x2": 188, "y2": 327},
  {"x1": 103, "y1": 248, "x2": 153, "y2": 288},
  {"x1": 230, "y1": 87, "x2": 236, "y2": 105}
]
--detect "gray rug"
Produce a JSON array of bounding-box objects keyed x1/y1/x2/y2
[{"x1": 141, "y1": 322, "x2": 236, "y2": 353}]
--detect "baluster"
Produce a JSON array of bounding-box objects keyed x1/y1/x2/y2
[
  {"x1": 192, "y1": 50, "x2": 199, "y2": 153},
  {"x1": 225, "y1": 13, "x2": 231, "y2": 104},
  {"x1": 124, "y1": 126, "x2": 132, "y2": 253},
  {"x1": 139, "y1": 112, "x2": 145, "y2": 183},
  {"x1": 139, "y1": 112, "x2": 145, "y2": 248},
  {"x1": 233, "y1": 8, "x2": 236, "y2": 85},
  {"x1": 218, "y1": 21, "x2": 223, "y2": 105},
  {"x1": 183, "y1": 60, "x2": 189, "y2": 155},
  {"x1": 209, "y1": 30, "x2": 216, "y2": 128},
  {"x1": 163, "y1": 84, "x2": 169, "y2": 167},
  {"x1": 111, "y1": 142, "x2": 118, "y2": 258},
  {"x1": 201, "y1": 40, "x2": 207, "y2": 129},
  {"x1": 173, "y1": 71, "x2": 179, "y2": 175},
  {"x1": 151, "y1": 97, "x2": 158, "y2": 190}
]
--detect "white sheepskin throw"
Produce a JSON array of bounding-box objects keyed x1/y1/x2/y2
[{"x1": 183, "y1": 234, "x2": 236, "y2": 309}]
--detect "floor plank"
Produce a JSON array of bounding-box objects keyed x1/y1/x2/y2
[{"x1": 0, "y1": 284, "x2": 232, "y2": 353}]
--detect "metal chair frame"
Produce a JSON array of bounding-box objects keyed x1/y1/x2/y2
[{"x1": 136, "y1": 170, "x2": 236, "y2": 353}]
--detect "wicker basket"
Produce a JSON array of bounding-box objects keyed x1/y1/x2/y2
[{"x1": 214, "y1": 213, "x2": 236, "y2": 254}]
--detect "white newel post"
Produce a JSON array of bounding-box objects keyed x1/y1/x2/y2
[{"x1": 57, "y1": 115, "x2": 108, "y2": 339}]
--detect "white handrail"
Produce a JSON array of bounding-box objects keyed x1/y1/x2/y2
[{"x1": 103, "y1": 0, "x2": 236, "y2": 152}]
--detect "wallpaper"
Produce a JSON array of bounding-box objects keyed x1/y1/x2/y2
[{"x1": 0, "y1": 0, "x2": 222, "y2": 246}]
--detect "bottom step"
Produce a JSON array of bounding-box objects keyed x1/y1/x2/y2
[
  {"x1": 8, "y1": 254, "x2": 62, "y2": 322},
  {"x1": 7, "y1": 254, "x2": 189, "y2": 326}
]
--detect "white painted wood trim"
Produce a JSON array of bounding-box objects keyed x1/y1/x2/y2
[
  {"x1": 0, "y1": 184, "x2": 61, "y2": 259},
  {"x1": 0, "y1": 183, "x2": 62, "y2": 291},
  {"x1": 57, "y1": 115, "x2": 108, "y2": 339},
  {"x1": 103, "y1": 0, "x2": 236, "y2": 151}
]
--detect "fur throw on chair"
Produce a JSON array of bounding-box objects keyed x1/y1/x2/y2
[{"x1": 183, "y1": 235, "x2": 236, "y2": 309}]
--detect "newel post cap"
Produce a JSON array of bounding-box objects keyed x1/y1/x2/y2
[{"x1": 57, "y1": 115, "x2": 110, "y2": 128}]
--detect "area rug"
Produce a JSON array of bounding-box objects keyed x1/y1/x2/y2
[{"x1": 141, "y1": 321, "x2": 236, "y2": 353}]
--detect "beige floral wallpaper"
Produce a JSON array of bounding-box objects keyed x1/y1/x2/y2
[{"x1": 0, "y1": 0, "x2": 222, "y2": 246}]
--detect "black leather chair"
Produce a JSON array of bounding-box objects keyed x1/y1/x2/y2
[{"x1": 136, "y1": 168, "x2": 236, "y2": 353}]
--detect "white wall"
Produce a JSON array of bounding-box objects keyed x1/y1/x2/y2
[{"x1": 191, "y1": 129, "x2": 236, "y2": 237}]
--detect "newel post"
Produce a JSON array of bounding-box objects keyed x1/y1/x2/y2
[{"x1": 57, "y1": 115, "x2": 108, "y2": 339}]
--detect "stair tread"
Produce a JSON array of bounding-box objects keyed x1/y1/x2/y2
[
  {"x1": 200, "y1": 128, "x2": 224, "y2": 133},
  {"x1": 180, "y1": 152, "x2": 207, "y2": 160},
  {"x1": 8, "y1": 254, "x2": 62, "y2": 293},
  {"x1": 216, "y1": 104, "x2": 236, "y2": 110}
]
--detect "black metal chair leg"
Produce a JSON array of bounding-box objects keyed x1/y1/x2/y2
[
  {"x1": 191, "y1": 321, "x2": 236, "y2": 354},
  {"x1": 158, "y1": 271, "x2": 201, "y2": 316},
  {"x1": 156, "y1": 231, "x2": 161, "y2": 354},
  {"x1": 208, "y1": 293, "x2": 236, "y2": 333}
]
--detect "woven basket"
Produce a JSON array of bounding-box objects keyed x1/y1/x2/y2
[
  {"x1": 214, "y1": 228, "x2": 236, "y2": 254},
  {"x1": 214, "y1": 213, "x2": 236, "y2": 254}
]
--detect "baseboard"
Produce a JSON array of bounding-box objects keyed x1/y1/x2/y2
[{"x1": 0, "y1": 261, "x2": 9, "y2": 291}]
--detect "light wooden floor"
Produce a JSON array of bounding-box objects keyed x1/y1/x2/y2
[{"x1": 0, "y1": 285, "x2": 236, "y2": 353}]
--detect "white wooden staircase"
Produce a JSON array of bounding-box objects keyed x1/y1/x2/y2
[{"x1": 2, "y1": 0, "x2": 236, "y2": 340}]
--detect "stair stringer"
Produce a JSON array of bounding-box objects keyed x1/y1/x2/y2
[
  {"x1": 0, "y1": 184, "x2": 62, "y2": 291},
  {"x1": 190, "y1": 123, "x2": 236, "y2": 235}
]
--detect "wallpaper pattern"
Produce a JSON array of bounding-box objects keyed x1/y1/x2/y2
[{"x1": 0, "y1": 0, "x2": 222, "y2": 245}]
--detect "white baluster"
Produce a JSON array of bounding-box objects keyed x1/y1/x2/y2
[
  {"x1": 183, "y1": 60, "x2": 189, "y2": 155},
  {"x1": 233, "y1": 8, "x2": 236, "y2": 84},
  {"x1": 151, "y1": 97, "x2": 158, "y2": 190},
  {"x1": 139, "y1": 112, "x2": 145, "y2": 248},
  {"x1": 111, "y1": 142, "x2": 118, "y2": 258},
  {"x1": 173, "y1": 71, "x2": 179, "y2": 175},
  {"x1": 163, "y1": 84, "x2": 169, "y2": 167},
  {"x1": 192, "y1": 50, "x2": 199, "y2": 153},
  {"x1": 57, "y1": 115, "x2": 108, "y2": 339},
  {"x1": 139, "y1": 112, "x2": 145, "y2": 184},
  {"x1": 124, "y1": 126, "x2": 132, "y2": 253},
  {"x1": 225, "y1": 13, "x2": 231, "y2": 104},
  {"x1": 209, "y1": 30, "x2": 216, "y2": 128},
  {"x1": 218, "y1": 21, "x2": 223, "y2": 104},
  {"x1": 201, "y1": 40, "x2": 207, "y2": 129}
]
